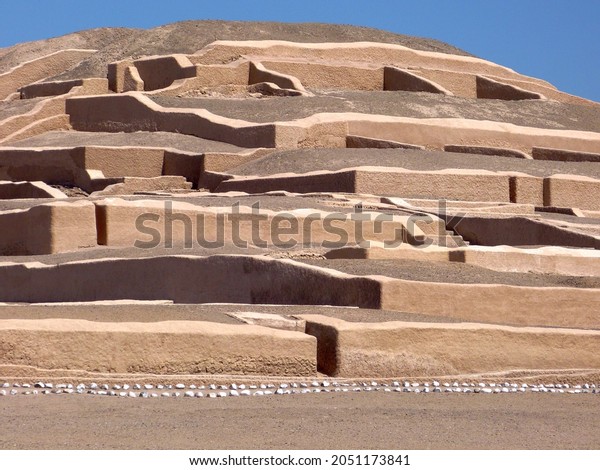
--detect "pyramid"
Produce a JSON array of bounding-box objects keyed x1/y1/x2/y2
[{"x1": 0, "y1": 20, "x2": 599, "y2": 386}]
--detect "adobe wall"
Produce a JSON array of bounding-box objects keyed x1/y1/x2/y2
[
  {"x1": 411, "y1": 68, "x2": 477, "y2": 98},
  {"x1": 194, "y1": 41, "x2": 552, "y2": 88},
  {"x1": 0, "y1": 95, "x2": 67, "y2": 141},
  {"x1": 0, "y1": 255, "x2": 382, "y2": 307},
  {"x1": 345, "y1": 115, "x2": 600, "y2": 154},
  {"x1": 0, "y1": 254, "x2": 595, "y2": 330},
  {"x1": 0, "y1": 147, "x2": 87, "y2": 187},
  {"x1": 0, "y1": 144, "x2": 206, "y2": 191},
  {"x1": 66, "y1": 93, "x2": 278, "y2": 148},
  {"x1": 354, "y1": 167, "x2": 511, "y2": 202},
  {"x1": 220, "y1": 167, "x2": 514, "y2": 203},
  {"x1": 303, "y1": 315, "x2": 600, "y2": 377},
  {"x1": 194, "y1": 61, "x2": 250, "y2": 87},
  {"x1": 107, "y1": 59, "x2": 134, "y2": 93},
  {"x1": 0, "y1": 200, "x2": 97, "y2": 255},
  {"x1": 126, "y1": 50, "x2": 581, "y2": 107},
  {"x1": 0, "y1": 181, "x2": 66, "y2": 199},
  {"x1": 163, "y1": 149, "x2": 206, "y2": 186},
  {"x1": 249, "y1": 62, "x2": 307, "y2": 92},
  {"x1": 384, "y1": 197, "x2": 536, "y2": 215},
  {"x1": 261, "y1": 60, "x2": 382, "y2": 90},
  {"x1": 64, "y1": 93, "x2": 600, "y2": 153},
  {"x1": 0, "y1": 81, "x2": 109, "y2": 144},
  {"x1": 82, "y1": 146, "x2": 167, "y2": 178},
  {"x1": 149, "y1": 61, "x2": 251, "y2": 96},
  {"x1": 476, "y1": 75, "x2": 545, "y2": 100},
  {"x1": 346, "y1": 135, "x2": 425, "y2": 149},
  {"x1": 1, "y1": 114, "x2": 71, "y2": 144},
  {"x1": 487, "y1": 76, "x2": 599, "y2": 107},
  {"x1": 544, "y1": 174, "x2": 600, "y2": 211},
  {"x1": 101, "y1": 44, "x2": 592, "y2": 105},
  {"x1": 94, "y1": 198, "x2": 421, "y2": 248},
  {"x1": 380, "y1": 278, "x2": 600, "y2": 329},
  {"x1": 91, "y1": 176, "x2": 192, "y2": 196},
  {"x1": 133, "y1": 55, "x2": 197, "y2": 91},
  {"x1": 506, "y1": 173, "x2": 544, "y2": 205},
  {"x1": 444, "y1": 145, "x2": 532, "y2": 159},
  {"x1": 383, "y1": 66, "x2": 451, "y2": 94},
  {"x1": 0, "y1": 318, "x2": 317, "y2": 376},
  {"x1": 0, "y1": 49, "x2": 96, "y2": 100},
  {"x1": 447, "y1": 215, "x2": 600, "y2": 249},
  {"x1": 217, "y1": 169, "x2": 357, "y2": 193},
  {"x1": 19, "y1": 78, "x2": 108, "y2": 99},
  {"x1": 201, "y1": 148, "x2": 273, "y2": 173},
  {"x1": 532, "y1": 147, "x2": 600, "y2": 162},
  {"x1": 326, "y1": 244, "x2": 600, "y2": 277},
  {"x1": 456, "y1": 245, "x2": 600, "y2": 277}
]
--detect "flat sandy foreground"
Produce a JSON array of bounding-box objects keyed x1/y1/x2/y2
[{"x1": 1, "y1": 393, "x2": 599, "y2": 449}]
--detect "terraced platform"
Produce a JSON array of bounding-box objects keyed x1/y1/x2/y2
[{"x1": 0, "y1": 20, "x2": 599, "y2": 393}]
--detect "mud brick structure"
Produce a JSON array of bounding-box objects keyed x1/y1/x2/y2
[{"x1": 0, "y1": 20, "x2": 598, "y2": 385}]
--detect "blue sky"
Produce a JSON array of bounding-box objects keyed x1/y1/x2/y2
[{"x1": 1, "y1": 0, "x2": 598, "y2": 101}]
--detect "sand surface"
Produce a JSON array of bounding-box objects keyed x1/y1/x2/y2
[
  {"x1": 232, "y1": 147, "x2": 600, "y2": 179},
  {"x1": 2, "y1": 131, "x2": 245, "y2": 153},
  {"x1": 1, "y1": 393, "x2": 599, "y2": 449},
  {"x1": 0, "y1": 303, "x2": 458, "y2": 325}
]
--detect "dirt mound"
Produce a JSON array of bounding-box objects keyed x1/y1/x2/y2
[
  {"x1": 0, "y1": 28, "x2": 133, "y2": 74},
  {"x1": 0, "y1": 20, "x2": 473, "y2": 82}
]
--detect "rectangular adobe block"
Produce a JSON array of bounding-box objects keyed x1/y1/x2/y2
[
  {"x1": 354, "y1": 168, "x2": 510, "y2": 202},
  {"x1": 0, "y1": 200, "x2": 97, "y2": 255},
  {"x1": 0, "y1": 319, "x2": 317, "y2": 376},
  {"x1": 380, "y1": 278, "x2": 600, "y2": 329},
  {"x1": 507, "y1": 173, "x2": 544, "y2": 205},
  {"x1": 544, "y1": 174, "x2": 600, "y2": 211},
  {"x1": 262, "y1": 60, "x2": 383, "y2": 90}
]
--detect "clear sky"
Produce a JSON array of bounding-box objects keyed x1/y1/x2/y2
[{"x1": 1, "y1": 0, "x2": 598, "y2": 102}]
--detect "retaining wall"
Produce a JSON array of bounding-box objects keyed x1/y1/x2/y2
[
  {"x1": 447, "y1": 215, "x2": 600, "y2": 249},
  {"x1": 325, "y1": 244, "x2": 600, "y2": 277},
  {"x1": 0, "y1": 255, "x2": 382, "y2": 306},
  {"x1": 94, "y1": 198, "x2": 420, "y2": 248},
  {"x1": 303, "y1": 315, "x2": 600, "y2": 376},
  {"x1": 0, "y1": 318, "x2": 317, "y2": 376},
  {"x1": 0, "y1": 146, "x2": 203, "y2": 192}
]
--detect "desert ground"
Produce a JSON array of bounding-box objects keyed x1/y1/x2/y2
[{"x1": 2, "y1": 393, "x2": 599, "y2": 450}]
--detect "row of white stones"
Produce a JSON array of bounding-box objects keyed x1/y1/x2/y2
[{"x1": 1, "y1": 380, "x2": 598, "y2": 398}]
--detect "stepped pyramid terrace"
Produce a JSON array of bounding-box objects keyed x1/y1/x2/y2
[{"x1": 0, "y1": 20, "x2": 599, "y2": 450}]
